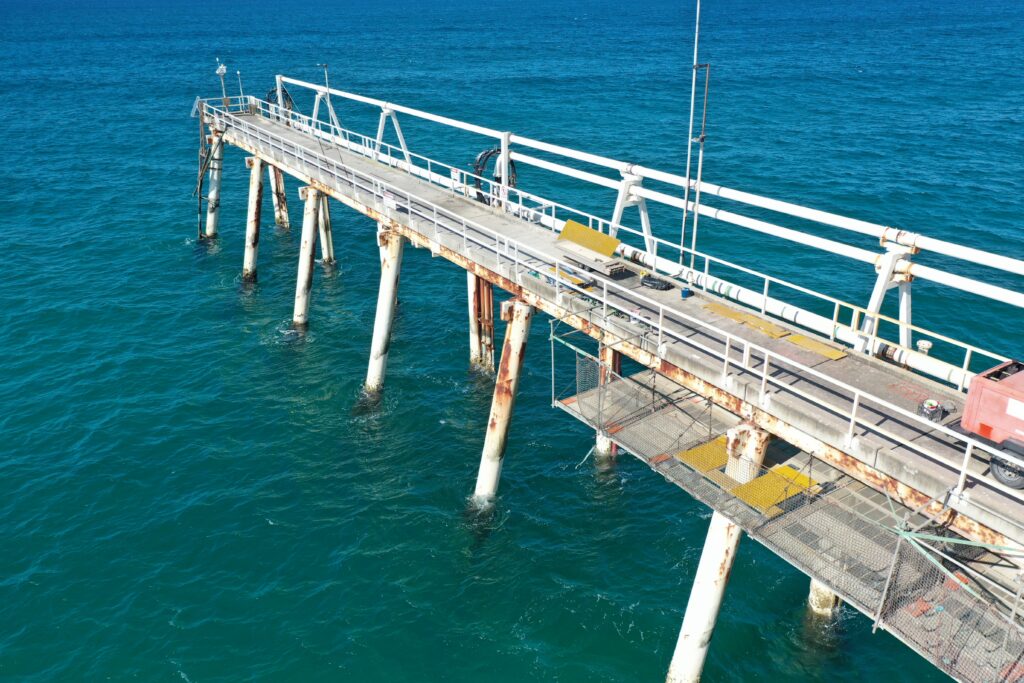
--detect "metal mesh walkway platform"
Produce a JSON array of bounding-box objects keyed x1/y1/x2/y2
[{"x1": 555, "y1": 352, "x2": 1024, "y2": 682}]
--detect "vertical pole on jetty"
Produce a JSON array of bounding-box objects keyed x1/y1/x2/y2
[
  {"x1": 319, "y1": 197, "x2": 336, "y2": 265},
  {"x1": 467, "y1": 272, "x2": 495, "y2": 371},
  {"x1": 595, "y1": 344, "x2": 622, "y2": 458},
  {"x1": 242, "y1": 156, "x2": 265, "y2": 282},
  {"x1": 473, "y1": 299, "x2": 534, "y2": 503},
  {"x1": 666, "y1": 423, "x2": 770, "y2": 683},
  {"x1": 204, "y1": 131, "x2": 224, "y2": 239},
  {"x1": 268, "y1": 166, "x2": 290, "y2": 228},
  {"x1": 808, "y1": 578, "x2": 842, "y2": 618},
  {"x1": 364, "y1": 224, "x2": 405, "y2": 393},
  {"x1": 292, "y1": 187, "x2": 320, "y2": 327}
]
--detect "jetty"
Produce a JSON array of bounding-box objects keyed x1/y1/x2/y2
[{"x1": 191, "y1": 72, "x2": 1024, "y2": 682}]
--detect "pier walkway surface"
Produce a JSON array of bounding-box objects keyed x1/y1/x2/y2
[{"x1": 194, "y1": 87, "x2": 1024, "y2": 682}]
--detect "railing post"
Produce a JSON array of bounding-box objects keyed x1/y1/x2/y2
[
  {"x1": 657, "y1": 306, "x2": 665, "y2": 354},
  {"x1": 722, "y1": 336, "x2": 732, "y2": 380},
  {"x1": 954, "y1": 442, "x2": 975, "y2": 496},
  {"x1": 760, "y1": 355, "x2": 771, "y2": 402},
  {"x1": 957, "y1": 348, "x2": 973, "y2": 391},
  {"x1": 761, "y1": 279, "x2": 770, "y2": 315},
  {"x1": 846, "y1": 392, "x2": 861, "y2": 447}
]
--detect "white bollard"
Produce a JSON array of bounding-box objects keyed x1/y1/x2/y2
[
  {"x1": 268, "y1": 165, "x2": 290, "y2": 228},
  {"x1": 292, "y1": 187, "x2": 320, "y2": 327},
  {"x1": 473, "y1": 299, "x2": 534, "y2": 502},
  {"x1": 319, "y1": 196, "x2": 336, "y2": 265},
  {"x1": 242, "y1": 157, "x2": 264, "y2": 282},
  {"x1": 204, "y1": 132, "x2": 224, "y2": 238},
  {"x1": 807, "y1": 578, "x2": 842, "y2": 618},
  {"x1": 666, "y1": 423, "x2": 771, "y2": 683},
  {"x1": 364, "y1": 225, "x2": 405, "y2": 392}
]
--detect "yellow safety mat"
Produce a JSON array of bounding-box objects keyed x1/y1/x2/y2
[
  {"x1": 674, "y1": 435, "x2": 729, "y2": 472},
  {"x1": 743, "y1": 316, "x2": 790, "y2": 339},
  {"x1": 558, "y1": 219, "x2": 621, "y2": 257},
  {"x1": 706, "y1": 301, "x2": 848, "y2": 360},
  {"x1": 704, "y1": 301, "x2": 747, "y2": 323},
  {"x1": 730, "y1": 464, "x2": 818, "y2": 513},
  {"x1": 786, "y1": 334, "x2": 847, "y2": 361}
]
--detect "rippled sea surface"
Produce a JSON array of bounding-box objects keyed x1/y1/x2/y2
[{"x1": 2, "y1": 0, "x2": 1022, "y2": 680}]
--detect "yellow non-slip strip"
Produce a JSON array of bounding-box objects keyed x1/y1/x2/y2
[
  {"x1": 557, "y1": 219, "x2": 621, "y2": 258},
  {"x1": 705, "y1": 301, "x2": 847, "y2": 360},
  {"x1": 786, "y1": 334, "x2": 847, "y2": 360}
]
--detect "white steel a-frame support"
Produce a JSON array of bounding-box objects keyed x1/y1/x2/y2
[
  {"x1": 310, "y1": 92, "x2": 344, "y2": 137},
  {"x1": 856, "y1": 245, "x2": 915, "y2": 353},
  {"x1": 374, "y1": 107, "x2": 413, "y2": 168},
  {"x1": 610, "y1": 172, "x2": 655, "y2": 254}
]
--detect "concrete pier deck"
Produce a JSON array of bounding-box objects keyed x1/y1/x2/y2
[{"x1": 221, "y1": 109, "x2": 1024, "y2": 544}]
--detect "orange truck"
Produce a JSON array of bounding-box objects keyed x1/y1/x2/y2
[{"x1": 962, "y1": 361, "x2": 1024, "y2": 488}]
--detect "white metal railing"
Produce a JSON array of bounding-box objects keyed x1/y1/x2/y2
[
  {"x1": 204, "y1": 94, "x2": 1011, "y2": 392},
  {"x1": 198, "y1": 97, "x2": 1024, "y2": 536},
  {"x1": 274, "y1": 77, "x2": 1024, "y2": 288}
]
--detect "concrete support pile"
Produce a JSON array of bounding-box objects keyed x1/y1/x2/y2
[
  {"x1": 204, "y1": 132, "x2": 224, "y2": 239},
  {"x1": 268, "y1": 165, "x2": 290, "y2": 228},
  {"x1": 292, "y1": 187, "x2": 321, "y2": 327},
  {"x1": 595, "y1": 344, "x2": 622, "y2": 458},
  {"x1": 473, "y1": 299, "x2": 534, "y2": 502},
  {"x1": 364, "y1": 224, "x2": 405, "y2": 393},
  {"x1": 666, "y1": 423, "x2": 771, "y2": 683},
  {"x1": 319, "y1": 197, "x2": 336, "y2": 265},
  {"x1": 467, "y1": 272, "x2": 495, "y2": 371},
  {"x1": 807, "y1": 578, "x2": 842, "y2": 618},
  {"x1": 242, "y1": 156, "x2": 265, "y2": 282}
]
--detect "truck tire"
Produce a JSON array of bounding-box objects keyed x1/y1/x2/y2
[{"x1": 991, "y1": 458, "x2": 1024, "y2": 489}]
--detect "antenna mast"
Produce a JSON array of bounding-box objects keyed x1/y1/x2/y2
[{"x1": 680, "y1": 0, "x2": 701, "y2": 263}]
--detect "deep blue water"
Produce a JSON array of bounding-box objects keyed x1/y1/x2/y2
[{"x1": 1, "y1": 0, "x2": 1022, "y2": 680}]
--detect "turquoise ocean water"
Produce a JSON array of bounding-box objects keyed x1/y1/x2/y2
[{"x1": 2, "y1": 0, "x2": 1022, "y2": 680}]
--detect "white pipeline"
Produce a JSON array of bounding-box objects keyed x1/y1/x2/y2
[{"x1": 271, "y1": 78, "x2": 1024, "y2": 278}]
